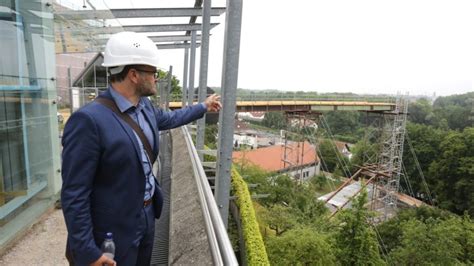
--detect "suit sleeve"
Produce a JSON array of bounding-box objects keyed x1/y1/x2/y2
[
  {"x1": 154, "y1": 103, "x2": 207, "y2": 130},
  {"x1": 61, "y1": 110, "x2": 102, "y2": 264}
]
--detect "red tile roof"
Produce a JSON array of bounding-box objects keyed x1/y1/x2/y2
[{"x1": 233, "y1": 141, "x2": 318, "y2": 172}]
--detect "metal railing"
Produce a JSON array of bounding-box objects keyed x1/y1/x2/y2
[{"x1": 182, "y1": 125, "x2": 238, "y2": 266}]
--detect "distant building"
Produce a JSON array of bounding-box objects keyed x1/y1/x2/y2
[
  {"x1": 237, "y1": 112, "x2": 265, "y2": 122},
  {"x1": 233, "y1": 120, "x2": 281, "y2": 148},
  {"x1": 233, "y1": 141, "x2": 320, "y2": 181},
  {"x1": 333, "y1": 141, "x2": 353, "y2": 160},
  {"x1": 289, "y1": 118, "x2": 318, "y2": 129}
]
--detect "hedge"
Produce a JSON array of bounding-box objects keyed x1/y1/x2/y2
[{"x1": 231, "y1": 166, "x2": 270, "y2": 265}]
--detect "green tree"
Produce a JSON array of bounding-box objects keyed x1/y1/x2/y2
[
  {"x1": 390, "y1": 218, "x2": 463, "y2": 265},
  {"x1": 323, "y1": 111, "x2": 362, "y2": 139},
  {"x1": 204, "y1": 124, "x2": 218, "y2": 148},
  {"x1": 408, "y1": 98, "x2": 436, "y2": 125},
  {"x1": 289, "y1": 184, "x2": 329, "y2": 224},
  {"x1": 264, "y1": 174, "x2": 295, "y2": 206},
  {"x1": 402, "y1": 122, "x2": 445, "y2": 199},
  {"x1": 266, "y1": 227, "x2": 336, "y2": 265},
  {"x1": 432, "y1": 92, "x2": 474, "y2": 130},
  {"x1": 318, "y1": 139, "x2": 342, "y2": 173},
  {"x1": 261, "y1": 205, "x2": 297, "y2": 236},
  {"x1": 350, "y1": 138, "x2": 378, "y2": 172},
  {"x1": 429, "y1": 128, "x2": 474, "y2": 216},
  {"x1": 376, "y1": 206, "x2": 454, "y2": 254},
  {"x1": 158, "y1": 70, "x2": 182, "y2": 101},
  {"x1": 310, "y1": 174, "x2": 327, "y2": 190},
  {"x1": 262, "y1": 112, "x2": 286, "y2": 129},
  {"x1": 334, "y1": 190, "x2": 386, "y2": 265}
]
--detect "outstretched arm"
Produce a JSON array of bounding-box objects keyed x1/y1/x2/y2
[{"x1": 154, "y1": 94, "x2": 222, "y2": 130}]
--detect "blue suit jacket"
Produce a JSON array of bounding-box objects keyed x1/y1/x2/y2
[{"x1": 61, "y1": 89, "x2": 207, "y2": 265}]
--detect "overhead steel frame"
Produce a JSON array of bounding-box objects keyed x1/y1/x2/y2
[{"x1": 53, "y1": 5, "x2": 224, "y2": 52}]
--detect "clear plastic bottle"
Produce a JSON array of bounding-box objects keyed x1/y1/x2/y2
[{"x1": 101, "y1": 232, "x2": 115, "y2": 260}]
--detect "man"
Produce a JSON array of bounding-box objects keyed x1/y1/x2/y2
[{"x1": 61, "y1": 31, "x2": 221, "y2": 266}]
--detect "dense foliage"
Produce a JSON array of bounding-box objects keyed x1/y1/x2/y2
[
  {"x1": 236, "y1": 161, "x2": 474, "y2": 265},
  {"x1": 228, "y1": 91, "x2": 474, "y2": 264},
  {"x1": 230, "y1": 167, "x2": 270, "y2": 265}
]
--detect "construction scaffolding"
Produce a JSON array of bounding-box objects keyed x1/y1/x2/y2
[
  {"x1": 321, "y1": 95, "x2": 409, "y2": 221},
  {"x1": 372, "y1": 95, "x2": 409, "y2": 220}
]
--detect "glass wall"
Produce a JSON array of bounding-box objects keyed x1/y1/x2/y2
[{"x1": 0, "y1": 0, "x2": 61, "y2": 236}]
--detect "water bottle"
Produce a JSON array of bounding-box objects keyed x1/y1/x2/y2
[{"x1": 101, "y1": 232, "x2": 115, "y2": 260}]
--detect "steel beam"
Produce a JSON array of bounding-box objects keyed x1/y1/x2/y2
[
  {"x1": 196, "y1": 0, "x2": 212, "y2": 161},
  {"x1": 157, "y1": 43, "x2": 201, "y2": 50},
  {"x1": 62, "y1": 23, "x2": 218, "y2": 34},
  {"x1": 182, "y1": 47, "x2": 190, "y2": 107},
  {"x1": 54, "y1": 8, "x2": 226, "y2": 20},
  {"x1": 95, "y1": 35, "x2": 202, "y2": 43},
  {"x1": 150, "y1": 35, "x2": 202, "y2": 43},
  {"x1": 188, "y1": 31, "x2": 197, "y2": 106},
  {"x1": 215, "y1": 0, "x2": 243, "y2": 228}
]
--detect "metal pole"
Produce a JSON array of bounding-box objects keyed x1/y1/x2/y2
[
  {"x1": 216, "y1": 0, "x2": 243, "y2": 227},
  {"x1": 182, "y1": 47, "x2": 189, "y2": 107},
  {"x1": 166, "y1": 66, "x2": 172, "y2": 110},
  {"x1": 67, "y1": 67, "x2": 73, "y2": 114},
  {"x1": 188, "y1": 31, "x2": 197, "y2": 106},
  {"x1": 196, "y1": 0, "x2": 212, "y2": 161}
]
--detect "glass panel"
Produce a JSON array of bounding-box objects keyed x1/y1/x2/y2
[
  {"x1": 0, "y1": 0, "x2": 57, "y2": 214},
  {"x1": 53, "y1": 2, "x2": 122, "y2": 54}
]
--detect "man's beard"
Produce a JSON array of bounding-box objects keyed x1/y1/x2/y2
[{"x1": 137, "y1": 80, "x2": 156, "y2": 97}]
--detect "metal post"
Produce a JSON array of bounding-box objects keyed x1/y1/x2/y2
[
  {"x1": 188, "y1": 31, "x2": 197, "y2": 106},
  {"x1": 166, "y1": 66, "x2": 172, "y2": 110},
  {"x1": 67, "y1": 67, "x2": 73, "y2": 114},
  {"x1": 182, "y1": 47, "x2": 189, "y2": 107},
  {"x1": 154, "y1": 67, "x2": 173, "y2": 265},
  {"x1": 196, "y1": 0, "x2": 212, "y2": 161},
  {"x1": 216, "y1": 0, "x2": 243, "y2": 227}
]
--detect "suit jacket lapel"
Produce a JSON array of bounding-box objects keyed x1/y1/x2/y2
[{"x1": 99, "y1": 89, "x2": 142, "y2": 163}]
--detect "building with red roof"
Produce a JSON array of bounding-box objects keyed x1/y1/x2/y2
[{"x1": 233, "y1": 141, "x2": 320, "y2": 180}]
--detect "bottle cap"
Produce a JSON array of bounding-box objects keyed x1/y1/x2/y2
[{"x1": 105, "y1": 232, "x2": 113, "y2": 239}]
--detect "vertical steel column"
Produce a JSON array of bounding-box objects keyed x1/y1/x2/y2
[
  {"x1": 182, "y1": 47, "x2": 189, "y2": 107},
  {"x1": 196, "y1": 0, "x2": 212, "y2": 160},
  {"x1": 67, "y1": 67, "x2": 73, "y2": 114},
  {"x1": 187, "y1": 31, "x2": 197, "y2": 106},
  {"x1": 166, "y1": 66, "x2": 172, "y2": 110},
  {"x1": 153, "y1": 67, "x2": 173, "y2": 265},
  {"x1": 216, "y1": 0, "x2": 243, "y2": 227}
]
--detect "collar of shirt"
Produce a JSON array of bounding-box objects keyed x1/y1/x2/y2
[{"x1": 109, "y1": 86, "x2": 145, "y2": 114}]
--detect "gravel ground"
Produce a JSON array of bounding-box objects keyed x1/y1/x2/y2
[{"x1": 0, "y1": 209, "x2": 68, "y2": 266}]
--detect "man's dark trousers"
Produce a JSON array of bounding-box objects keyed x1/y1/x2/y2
[{"x1": 118, "y1": 203, "x2": 155, "y2": 265}]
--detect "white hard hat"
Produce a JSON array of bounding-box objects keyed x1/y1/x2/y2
[{"x1": 102, "y1": 31, "x2": 159, "y2": 74}]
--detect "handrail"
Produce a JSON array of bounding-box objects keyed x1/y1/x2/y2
[{"x1": 182, "y1": 126, "x2": 239, "y2": 266}]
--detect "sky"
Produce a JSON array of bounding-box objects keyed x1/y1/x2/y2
[{"x1": 61, "y1": 0, "x2": 474, "y2": 97}]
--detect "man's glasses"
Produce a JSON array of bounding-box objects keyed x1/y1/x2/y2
[{"x1": 134, "y1": 68, "x2": 159, "y2": 79}]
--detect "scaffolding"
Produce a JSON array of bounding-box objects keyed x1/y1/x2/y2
[
  {"x1": 372, "y1": 94, "x2": 408, "y2": 220},
  {"x1": 321, "y1": 95, "x2": 409, "y2": 221}
]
